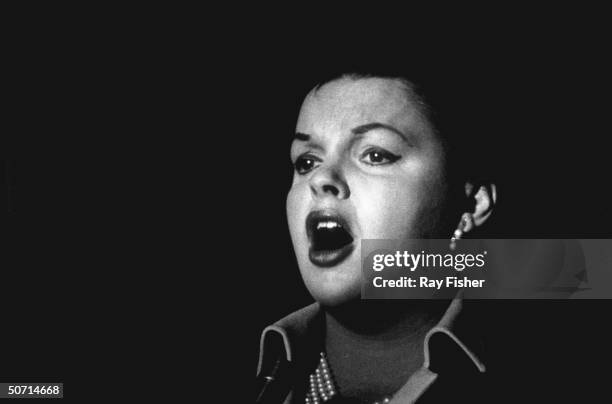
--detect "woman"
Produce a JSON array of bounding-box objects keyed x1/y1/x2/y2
[{"x1": 256, "y1": 69, "x2": 497, "y2": 403}]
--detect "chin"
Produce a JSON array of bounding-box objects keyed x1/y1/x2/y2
[
  {"x1": 311, "y1": 289, "x2": 361, "y2": 308},
  {"x1": 301, "y1": 269, "x2": 362, "y2": 308}
]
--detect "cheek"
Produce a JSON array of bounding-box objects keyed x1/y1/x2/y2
[
  {"x1": 352, "y1": 170, "x2": 445, "y2": 239},
  {"x1": 354, "y1": 181, "x2": 418, "y2": 238},
  {"x1": 286, "y1": 182, "x2": 308, "y2": 238}
]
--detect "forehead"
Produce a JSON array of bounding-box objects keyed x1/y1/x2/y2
[{"x1": 296, "y1": 77, "x2": 427, "y2": 134}]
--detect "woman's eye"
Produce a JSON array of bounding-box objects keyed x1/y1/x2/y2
[
  {"x1": 361, "y1": 149, "x2": 401, "y2": 166},
  {"x1": 294, "y1": 155, "x2": 320, "y2": 175}
]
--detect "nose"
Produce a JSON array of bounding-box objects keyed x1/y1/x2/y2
[{"x1": 309, "y1": 164, "x2": 350, "y2": 200}]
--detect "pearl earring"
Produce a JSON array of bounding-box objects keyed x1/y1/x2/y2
[{"x1": 450, "y1": 213, "x2": 472, "y2": 251}]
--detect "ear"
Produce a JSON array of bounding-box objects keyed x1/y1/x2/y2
[{"x1": 463, "y1": 182, "x2": 497, "y2": 231}]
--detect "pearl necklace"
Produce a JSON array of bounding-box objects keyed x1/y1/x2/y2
[{"x1": 305, "y1": 352, "x2": 392, "y2": 404}]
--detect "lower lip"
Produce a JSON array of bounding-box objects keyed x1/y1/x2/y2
[{"x1": 308, "y1": 242, "x2": 355, "y2": 268}]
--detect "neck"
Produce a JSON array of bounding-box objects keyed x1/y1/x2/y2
[{"x1": 323, "y1": 300, "x2": 447, "y2": 402}]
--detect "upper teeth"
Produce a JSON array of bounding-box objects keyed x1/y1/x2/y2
[{"x1": 317, "y1": 221, "x2": 341, "y2": 230}]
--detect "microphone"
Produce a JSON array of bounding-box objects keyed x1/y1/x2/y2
[{"x1": 256, "y1": 355, "x2": 291, "y2": 404}]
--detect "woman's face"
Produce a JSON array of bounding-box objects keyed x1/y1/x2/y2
[{"x1": 287, "y1": 77, "x2": 450, "y2": 306}]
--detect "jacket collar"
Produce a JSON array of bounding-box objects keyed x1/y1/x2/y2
[{"x1": 258, "y1": 297, "x2": 485, "y2": 376}]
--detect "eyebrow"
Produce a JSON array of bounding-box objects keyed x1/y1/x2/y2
[
  {"x1": 294, "y1": 132, "x2": 310, "y2": 141},
  {"x1": 351, "y1": 122, "x2": 409, "y2": 142},
  {"x1": 294, "y1": 122, "x2": 411, "y2": 143}
]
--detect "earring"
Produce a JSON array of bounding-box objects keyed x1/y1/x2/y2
[{"x1": 450, "y1": 213, "x2": 472, "y2": 251}]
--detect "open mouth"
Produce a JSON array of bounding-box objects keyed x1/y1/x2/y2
[{"x1": 306, "y1": 211, "x2": 355, "y2": 267}]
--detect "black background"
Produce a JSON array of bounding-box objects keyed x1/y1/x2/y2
[{"x1": 4, "y1": 27, "x2": 612, "y2": 401}]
